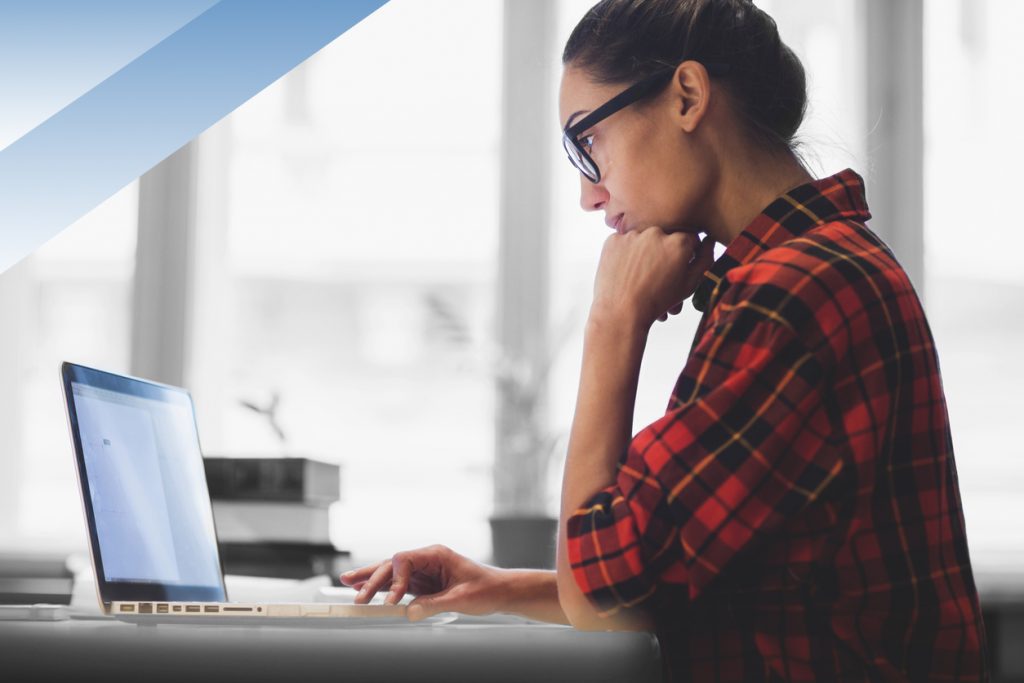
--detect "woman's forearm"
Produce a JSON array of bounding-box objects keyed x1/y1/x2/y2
[
  {"x1": 556, "y1": 309, "x2": 653, "y2": 630},
  {"x1": 495, "y1": 569, "x2": 569, "y2": 624}
]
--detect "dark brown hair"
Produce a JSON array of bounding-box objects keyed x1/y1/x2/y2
[{"x1": 563, "y1": 0, "x2": 807, "y2": 155}]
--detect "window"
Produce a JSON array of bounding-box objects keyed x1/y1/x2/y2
[
  {"x1": 186, "y1": 0, "x2": 503, "y2": 561},
  {"x1": 923, "y1": 0, "x2": 1024, "y2": 569},
  {"x1": 0, "y1": 182, "x2": 138, "y2": 548}
]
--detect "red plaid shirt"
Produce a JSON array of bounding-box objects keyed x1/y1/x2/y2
[{"x1": 566, "y1": 169, "x2": 988, "y2": 682}]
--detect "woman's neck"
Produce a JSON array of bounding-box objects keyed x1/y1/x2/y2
[{"x1": 704, "y1": 149, "x2": 814, "y2": 246}]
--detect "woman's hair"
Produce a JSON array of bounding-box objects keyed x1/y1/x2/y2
[{"x1": 563, "y1": 0, "x2": 807, "y2": 156}]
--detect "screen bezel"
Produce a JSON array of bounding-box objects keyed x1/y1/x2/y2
[{"x1": 60, "y1": 361, "x2": 227, "y2": 606}]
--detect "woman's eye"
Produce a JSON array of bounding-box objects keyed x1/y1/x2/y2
[{"x1": 581, "y1": 134, "x2": 595, "y2": 153}]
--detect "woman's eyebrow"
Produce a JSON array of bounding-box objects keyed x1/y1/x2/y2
[{"x1": 564, "y1": 110, "x2": 589, "y2": 129}]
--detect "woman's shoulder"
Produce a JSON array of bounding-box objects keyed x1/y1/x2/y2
[
  {"x1": 725, "y1": 219, "x2": 910, "y2": 309},
  {"x1": 714, "y1": 219, "x2": 918, "y2": 358}
]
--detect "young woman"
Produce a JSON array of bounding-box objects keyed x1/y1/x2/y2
[{"x1": 342, "y1": 0, "x2": 988, "y2": 679}]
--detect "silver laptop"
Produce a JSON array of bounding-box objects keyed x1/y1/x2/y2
[{"x1": 60, "y1": 361, "x2": 405, "y2": 625}]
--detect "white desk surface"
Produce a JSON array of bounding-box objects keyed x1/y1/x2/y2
[{"x1": 0, "y1": 615, "x2": 662, "y2": 683}]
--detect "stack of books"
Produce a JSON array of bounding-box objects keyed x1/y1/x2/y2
[
  {"x1": 203, "y1": 457, "x2": 350, "y2": 580},
  {"x1": 0, "y1": 552, "x2": 73, "y2": 605}
]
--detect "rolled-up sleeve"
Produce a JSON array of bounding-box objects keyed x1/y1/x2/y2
[{"x1": 566, "y1": 302, "x2": 841, "y2": 616}]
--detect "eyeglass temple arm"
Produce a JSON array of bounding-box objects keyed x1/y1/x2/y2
[{"x1": 563, "y1": 61, "x2": 731, "y2": 137}]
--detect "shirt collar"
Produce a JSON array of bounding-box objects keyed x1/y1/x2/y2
[{"x1": 691, "y1": 168, "x2": 872, "y2": 313}]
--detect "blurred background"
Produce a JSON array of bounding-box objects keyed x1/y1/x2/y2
[{"x1": 0, "y1": 0, "x2": 1021, "y2": 672}]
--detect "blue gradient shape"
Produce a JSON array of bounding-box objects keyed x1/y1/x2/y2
[
  {"x1": 0, "y1": 1, "x2": 219, "y2": 151},
  {"x1": 0, "y1": 0, "x2": 389, "y2": 273}
]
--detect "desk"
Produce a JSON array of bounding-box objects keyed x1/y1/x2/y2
[
  {"x1": 976, "y1": 567, "x2": 1024, "y2": 680},
  {"x1": 0, "y1": 617, "x2": 662, "y2": 683}
]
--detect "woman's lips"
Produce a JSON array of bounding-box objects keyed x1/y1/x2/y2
[{"x1": 605, "y1": 213, "x2": 625, "y2": 233}]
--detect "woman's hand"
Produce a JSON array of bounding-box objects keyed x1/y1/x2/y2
[
  {"x1": 591, "y1": 228, "x2": 715, "y2": 329},
  {"x1": 339, "y1": 544, "x2": 511, "y2": 622}
]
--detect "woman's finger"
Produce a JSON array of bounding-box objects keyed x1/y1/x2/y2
[
  {"x1": 339, "y1": 561, "x2": 385, "y2": 587},
  {"x1": 350, "y1": 579, "x2": 392, "y2": 591},
  {"x1": 407, "y1": 575, "x2": 437, "y2": 596},
  {"x1": 386, "y1": 553, "x2": 418, "y2": 605},
  {"x1": 670, "y1": 230, "x2": 700, "y2": 259},
  {"x1": 681, "y1": 236, "x2": 716, "y2": 298},
  {"x1": 406, "y1": 587, "x2": 457, "y2": 622},
  {"x1": 354, "y1": 561, "x2": 393, "y2": 604}
]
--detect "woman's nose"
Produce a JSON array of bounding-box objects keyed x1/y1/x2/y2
[{"x1": 579, "y1": 175, "x2": 609, "y2": 212}]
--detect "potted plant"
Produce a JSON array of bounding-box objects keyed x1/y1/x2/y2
[
  {"x1": 489, "y1": 350, "x2": 566, "y2": 569},
  {"x1": 487, "y1": 306, "x2": 581, "y2": 569},
  {"x1": 423, "y1": 293, "x2": 579, "y2": 569}
]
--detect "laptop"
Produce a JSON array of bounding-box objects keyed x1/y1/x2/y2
[{"x1": 60, "y1": 361, "x2": 406, "y2": 626}]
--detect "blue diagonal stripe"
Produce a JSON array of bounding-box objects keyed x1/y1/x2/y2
[
  {"x1": 0, "y1": 0, "x2": 389, "y2": 273},
  {"x1": 0, "y1": 1, "x2": 221, "y2": 152}
]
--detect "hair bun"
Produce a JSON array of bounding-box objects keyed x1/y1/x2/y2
[{"x1": 738, "y1": 3, "x2": 807, "y2": 144}]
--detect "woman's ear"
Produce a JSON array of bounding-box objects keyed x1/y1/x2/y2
[{"x1": 670, "y1": 60, "x2": 711, "y2": 133}]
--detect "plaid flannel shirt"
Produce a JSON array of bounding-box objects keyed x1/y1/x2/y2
[{"x1": 566, "y1": 169, "x2": 988, "y2": 682}]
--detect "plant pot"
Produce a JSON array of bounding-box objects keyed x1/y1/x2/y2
[{"x1": 488, "y1": 515, "x2": 558, "y2": 569}]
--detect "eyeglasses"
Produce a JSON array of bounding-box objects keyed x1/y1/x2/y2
[{"x1": 562, "y1": 62, "x2": 730, "y2": 184}]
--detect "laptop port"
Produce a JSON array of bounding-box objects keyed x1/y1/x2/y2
[
  {"x1": 139, "y1": 603, "x2": 153, "y2": 614},
  {"x1": 185, "y1": 605, "x2": 200, "y2": 613},
  {"x1": 222, "y1": 607, "x2": 253, "y2": 613},
  {"x1": 157, "y1": 604, "x2": 169, "y2": 614},
  {"x1": 120, "y1": 604, "x2": 135, "y2": 612},
  {"x1": 172, "y1": 606, "x2": 181, "y2": 612},
  {"x1": 203, "y1": 605, "x2": 219, "y2": 613}
]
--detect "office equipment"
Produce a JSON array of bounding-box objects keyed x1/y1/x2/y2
[
  {"x1": 212, "y1": 501, "x2": 331, "y2": 544},
  {"x1": 0, "y1": 604, "x2": 69, "y2": 621},
  {"x1": 219, "y1": 542, "x2": 351, "y2": 580},
  {"x1": 0, "y1": 551, "x2": 74, "y2": 605},
  {"x1": 0, "y1": 578, "x2": 73, "y2": 605},
  {"x1": 203, "y1": 456, "x2": 349, "y2": 578},
  {"x1": 203, "y1": 457, "x2": 340, "y2": 505},
  {"x1": 59, "y1": 361, "x2": 403, "y2": 625},
  {"x1": 0, "y1": 551, "x2": 73, "y2": 578}
]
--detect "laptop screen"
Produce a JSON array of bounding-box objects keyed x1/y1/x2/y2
[{"x1": 62, "y1": 363, "x2": 226, "y2": 604}]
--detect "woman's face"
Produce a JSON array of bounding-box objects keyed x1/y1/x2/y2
[{"x1": 558, "y1": 64, "x2": 717, "y2": 236}]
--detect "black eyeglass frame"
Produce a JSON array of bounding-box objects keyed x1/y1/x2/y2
[{"x1": 562, "y1": 61, "x2": 731, "y2": 184}]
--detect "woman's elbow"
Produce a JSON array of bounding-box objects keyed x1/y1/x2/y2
[
  {"x1": 556, "y1": 543, "x2": 654, "y2": 631},
  {"x1": 557, "y1": 574, "x2": 654, "y2": 632},
  {"x1": 559, "y1": 592, "x2": 605, "y2": 631},
  {"x1": 556, "y1": 570, "x2": 603, "y2": 629}
]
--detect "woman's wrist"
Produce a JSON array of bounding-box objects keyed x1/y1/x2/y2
[
  {"x1": 586, "y1": 303, "x2": 650, "y2": 339},
  {"x1": 493, "y1": 568, "x2": 568, "y2": 624}
]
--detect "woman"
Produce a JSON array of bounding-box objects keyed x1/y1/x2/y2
[{"x1": 342, "y1": 0, "x2": 988, "y2": 679}]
